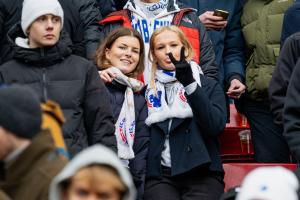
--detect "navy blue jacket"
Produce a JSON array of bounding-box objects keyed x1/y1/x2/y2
[
  {"x1": 106, "y1": 82, "x2": 149, "y2": 199},
  {"x1": 179, "y1": 0, "x2": 245, "y2": 88},
  {"x1": 147, "y1": 75, "x2": 227, "y2": 178},
  {"x1": 281, "y1": 2, "x2": 300, "y2": 46}
]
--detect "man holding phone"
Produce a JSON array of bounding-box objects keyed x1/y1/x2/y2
[{"x1": 179, "y1": 0, "x2": 246, "y2": 100}]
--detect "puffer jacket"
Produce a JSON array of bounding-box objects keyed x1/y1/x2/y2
[
  {"x1": 95, "y1": 0, "x2": 116, "y2": 17},
  {"x1": 241, "y1": 0, "x2": 293, "y2": 101},
  {"x1": 0, "y1": 0, "x2": 85, "y2": 64},
  {"x1": 99, "y1": 0, "x2": 218, "y2": 83},
  {"x1": 0, "y1": 24, "x2": 117, "y2": 156},
  {"x1": 74, "y1": 0, "x2": 103, "y2": 58},
  {"x1": 106, "y1": 81, "x2": 149, "y2": 200}
]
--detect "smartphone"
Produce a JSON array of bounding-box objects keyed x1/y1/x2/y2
[{"x1": 213, "y1": 9, "x2": 229, "y2": 20}]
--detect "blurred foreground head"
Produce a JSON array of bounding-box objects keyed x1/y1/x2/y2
[
  {"x1": 50, "y1": 144, "x2": 136, "y2": 200},
  {"x1": 236, "y1": 166, "x2": 299, "y2": 200},
  {"x1": 0, "y1": 84, "x2": 41, "y2": 160}
]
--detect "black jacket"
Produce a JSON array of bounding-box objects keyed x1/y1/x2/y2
[
  {"x1": 0, "y1": 25, "x2": 117, "y2": 157},
  {"x1": 0, "y1": 0, "x2": 102, "y2": 64},
  {"x1": 74, "y1": 0, "x2": 103, "y2": 58},
  {"x1": 269, "y1": 32, "x2": 300, "y2": 126},
  {"x1": 106, "y1": 81, "x2": 149, "y2": 200},
  {"x1": 147, "y1": 75, "x2": 227, "y2": 178},
  {"x1": 283, "y1": 58, "x2": 300, "y2": 162},
  {"x1": 96, "y1": 0, "x2": 116, "y2": 17}
]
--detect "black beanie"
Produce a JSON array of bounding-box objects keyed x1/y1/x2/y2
[{"x1": 0, "y1": 85, "x2": 42, "y2": 139}]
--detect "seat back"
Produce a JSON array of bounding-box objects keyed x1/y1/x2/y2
[{"x1": 223, "y1": 163, "x2": 297, "y2": 191}]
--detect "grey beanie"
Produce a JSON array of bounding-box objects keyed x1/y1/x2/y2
[
  {"x1": 0, "y1": 85, "x2": 42, "y2": 139},
  {"x1": 21, "y1": 0, "x2": 64, "y2": 35}
]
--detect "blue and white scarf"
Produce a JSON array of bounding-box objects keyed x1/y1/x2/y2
[
  {"x1": 134, "y1": 0, "x2": 169, "y2": 17},
  {"x1": 145, "y1": 62, "x2": 203, "y2": 125}
]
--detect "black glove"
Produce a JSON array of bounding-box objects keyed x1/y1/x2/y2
[{"x1": 168, "y1": 47, "x2": 195, "y2": 87}]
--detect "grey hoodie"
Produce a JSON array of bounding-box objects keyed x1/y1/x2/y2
[{"x1": 49, "y1": 144, "x2": 136, "y2": 200}]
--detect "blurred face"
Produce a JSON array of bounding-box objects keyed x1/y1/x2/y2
[
  {"x1": 64, "y1": 179, "x2": 122, "y2": 200},
  {"x1": 27, "y1": 14, "x2": 62, "y2": 48},
  {"x1": 105, "y1": 36, "x2": 140, "y2": 75},
  {"x1": 0, "y1": 127, "x2": 14, "y2": 160},
  {"x1": 152, "y1": 30, "x2": 183, "y2": 71}
]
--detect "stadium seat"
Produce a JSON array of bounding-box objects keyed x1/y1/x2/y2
[
  {"x1": 223, "y1": 163, "x2": 297, "y2": 191},
  {"x1": 220, "y1": 104, "x2": 255, "y2": 162}
]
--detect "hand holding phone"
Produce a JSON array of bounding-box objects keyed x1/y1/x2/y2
[
  {"x1": 213, "y1": 9, "x2": 229, "y2": 20},
  {"x1": 199, "y1": 10, "x2": 228, "y2": 30}
]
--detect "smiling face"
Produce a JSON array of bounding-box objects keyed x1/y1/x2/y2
[
  {"x1": 152, "y1": 30, "x2": 184, "y2": 71},
  {"x1": 105, "y1": 36, "x2": 141, "y2": 75},
  {"x1": 27, "y1": 14, "x2": 62, "y2": 48}
]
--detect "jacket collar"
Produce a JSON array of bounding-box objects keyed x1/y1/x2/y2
[{"x1": 7, "y1": 24, "x2": 72, "y2": 67}]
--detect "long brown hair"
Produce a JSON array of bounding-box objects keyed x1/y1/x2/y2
[{"x1": 95, "y1": 27, "x2": 145, "y2": 78}]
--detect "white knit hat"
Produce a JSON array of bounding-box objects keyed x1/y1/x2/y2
[
  {"x1": 236, "y1": 166, "x2": 299, "y2": 200},
  {"x1": 21, "y1": 0, "x2": 64, "y2": 35}
]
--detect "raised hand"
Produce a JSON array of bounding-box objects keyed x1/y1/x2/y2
[{"x1": 168, "y1": 47, "x2": 195, "y2": 86}]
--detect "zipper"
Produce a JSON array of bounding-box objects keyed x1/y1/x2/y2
[{"x1": 42, "y1": 67, "x2": 48, "y2": 102}]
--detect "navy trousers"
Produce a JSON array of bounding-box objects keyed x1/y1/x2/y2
[{"x1": 243, "y1": 99, "x2": 291, "y2": 162}]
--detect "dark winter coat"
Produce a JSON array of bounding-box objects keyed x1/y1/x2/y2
[
  {"x1": 99, "y1": 0, "x2": 218, "y2": 81},
  {"x1": 0, "y1": 0, "x2": 102, "y2": 63},
  {"x1": 96, "y1": 0, "x2": 116, "y2": 17},
  {"x1": 147, "y1": 75, "x2": 227, "y2": 178},
  {"x1": 281, "y1": 2, "x2": 300, "y2": 45},
  {"x1": 269, "y1": 32, "x2": 300, "y2": 126},
  {"x1": 0, "y1": 25, "x2": 117, "y2": 156},
  {"x1": 179, "y1": 0, "x2": 245, "y2": 87},
  {"x1": 0, "y1": 0, "x2": 85, "y2": 63},
  {"x1": 74, "y1": 0, "x2": 103, "y2": 58},
  {"x1": 106, "y1": 81, "x2": 149, "y2": 200},
  {"x1": 113, "y1": 0, "x2": 127, "y2": 10},
  {"x1": 283, "y1": 57, "x2": 300, "y2": 162}
]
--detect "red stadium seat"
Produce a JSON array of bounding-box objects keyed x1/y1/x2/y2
[
  {"x1": 220, "y1": 104, "x2": 255, "y2": 162},
  {"x1": 223, "y1": 163, "x2": 297, "y2": 191}
]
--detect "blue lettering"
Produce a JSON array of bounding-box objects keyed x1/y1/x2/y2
[
  {"x1": 142, "y1": 20, "x2": 149, "y2": 43},
  {"x1": 153, "y1": 20, "x2": 160, "y2": 30}
]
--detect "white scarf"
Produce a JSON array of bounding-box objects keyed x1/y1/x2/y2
[
  {"x1": 145, "y1": 62, "x2": 203, "y2": 125},
  {"x1": 134, "y1": 0, "x2": 169, "y2": 18},
  {"x1": 108, "y1": 67, "x2": 144, "y2": 160}
]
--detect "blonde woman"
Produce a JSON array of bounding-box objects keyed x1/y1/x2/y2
[{"x1": 144, "y1": 26, "x2": 227, "y2": 200}]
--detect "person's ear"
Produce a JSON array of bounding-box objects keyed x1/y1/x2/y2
[{"x1": 105, "y1": 48, "x2": 111, "y2": 60}]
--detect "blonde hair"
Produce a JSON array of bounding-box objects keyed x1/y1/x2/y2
[
  {"x1": 149, "y1": 25, "x2": 194, "y2": 92},
  {"x1": 94, "y1": 27, "x2": 145, "y2": 78}
]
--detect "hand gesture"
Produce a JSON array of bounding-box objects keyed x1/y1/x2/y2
[{"x1": 168, "y1": 47, "x2": 195, "y2": 86}]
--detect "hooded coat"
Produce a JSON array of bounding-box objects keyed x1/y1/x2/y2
[
  {"x1": 49, "y1": 144, "x2": 136, "y2": 200},
  {"x1": 0, "y1": 24, "x2": 117, "y2": 156}
]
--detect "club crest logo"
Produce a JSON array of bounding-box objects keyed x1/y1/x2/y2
[
  {"x1": 179, "y1": 88, "x2": 187, "y2": 102},
  {"x1": 147, "y1": 90, "x2": 162, "y2": 108}
]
